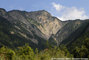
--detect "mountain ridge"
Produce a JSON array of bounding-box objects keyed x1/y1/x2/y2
[{"x1": 0, "y1": 8, "x2": 89, "y2": 50}]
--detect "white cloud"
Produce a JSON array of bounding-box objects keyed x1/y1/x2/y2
[
  {"x1": 59, "y1": 7, "x2": 88, "y2": 21},
  {"x1": 52, "y1": 2, "x2": 89, "y2": 21},
  {"x1": 52, "y1": 2, "x2": 64, "y2": 11}
]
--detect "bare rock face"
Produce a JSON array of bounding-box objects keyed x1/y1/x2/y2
[
  {"x1": 26, "y1": 10, "x2": 63, "y2": 39},
  {"x1": 7, "y1": 10, "x2": 63, "y2": 39},
  {"x1": 37, "y1": 18, "x2": 61, "y2": 38}
]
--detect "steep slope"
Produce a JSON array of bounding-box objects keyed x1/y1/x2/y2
[
  {"x1": 0, "y1": 8, "x2": 49, "y2": 49},
  {"x1": 49, "y1": 19, "x2": 89, "y2": 46},
  {"x1": 0, "y1": 16, "x2": 48, "y2": 49},
  {"x1": 48, "y1": 19, "x2": 89, "y2": 58},
  {"x1": 0, "y1": 8, "x2": 64, "y2": 49},
  {"x1": 60, "y1": 20, "x2": 89, "y2": 45},
  {"x1": 24, "y1": 10, "x2": 64, "y2": 39},
  {"x1": 66, "y1": 22, "x2": 89, "y2": 58},
  {"x1": 0, "y1": 8, "x2": 89, "y2": 51},
  {"x1": 0, "y1": 8, "x2": 64, "y2": 39},
  {"x1": 0, "y1": 9, "x2": 45, "y2": 39}
]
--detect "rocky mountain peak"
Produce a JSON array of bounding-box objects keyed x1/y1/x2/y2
[
  {"x1": 0, "y1": 8, "x2": 6, "y2": 12},
  {"x1": 0, "y1": 8, "x2": 6, "y2": 16},
  {"x1": 0, "y1": 9, "x2": 64, "y2": 39},
  {"x1": 29, "y1": 10, "x2": 51, "y2": 17},
  {"x1": 22, "y1": 10, "x2": 63, "y2": 39},
  {"x1": 7, "y1": 9, "x2": 63, "y2": 39}
]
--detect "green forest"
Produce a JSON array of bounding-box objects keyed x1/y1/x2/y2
[
  {"x1": 0, "y1": 44, "x2": 73, "y2": 60},
  {"x1": 67, "y1": 30, "x2": 89, "y2": 58},
  {"x1": 0, "y1": 36, "x2": 89, "y2": 60}
]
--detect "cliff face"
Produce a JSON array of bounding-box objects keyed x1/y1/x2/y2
[
  {"x1": 4, "y1": 9, "x2": 63, "y2": 39},
  {"x1": 26, "y1": 10, "x2": 63, "y2": 39}
]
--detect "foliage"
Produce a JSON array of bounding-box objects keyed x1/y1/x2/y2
[
  {"x1": 0, "y1": 47, "x2": 15, "y2": 60},
  {"x1": 0, "y1": 45, "x2": 72, "y2": 60},
  {"x1": 68, "y1": 31, "x2": 89, "y2": 58}
]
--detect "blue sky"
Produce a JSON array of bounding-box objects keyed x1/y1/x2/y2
[{"x1": 0, "y1": 0, "x2": 89, "y2": 20}]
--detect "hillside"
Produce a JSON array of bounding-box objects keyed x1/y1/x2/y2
[
  {"x1": 0, "y1": 8, "x2": 89, "y2": 59},
  {"x1": 67, "y1": 27, "x2": 89, "y2": 58}
]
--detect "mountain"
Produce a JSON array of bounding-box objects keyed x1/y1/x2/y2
[
  {"x1": 0, "y1": 8, "x2": 89, "y2": 51},
  {"x1": 0, "y1": 8, "x2": 65, "y2": 49},
  {"x1": 49, "y1": 20, "x2": 89, "y2": 46},
  {"x1": 66, "y1": 23, "x2": 89, "y2": 58}
]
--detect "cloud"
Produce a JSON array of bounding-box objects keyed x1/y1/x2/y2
[
  {"x1": 52, "y1": 2, "x2": 89, "y2": 21},
  {"x1": 59, "y1": 7, "x2": 88, "y2": 20},
  {"x1": 52, "y1": 2, "x2": 64, "y2": 11}
]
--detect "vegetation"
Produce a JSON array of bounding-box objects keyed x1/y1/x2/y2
[
  {"x1": 0, "y1": 44, "x2": 72, "y2": 60},
  {"x1": 0, "y1": 10, "x2": 89, "y2": 60},
  {"x1": 67, "y1": 30, "x2": 89, "y2": 58}
]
